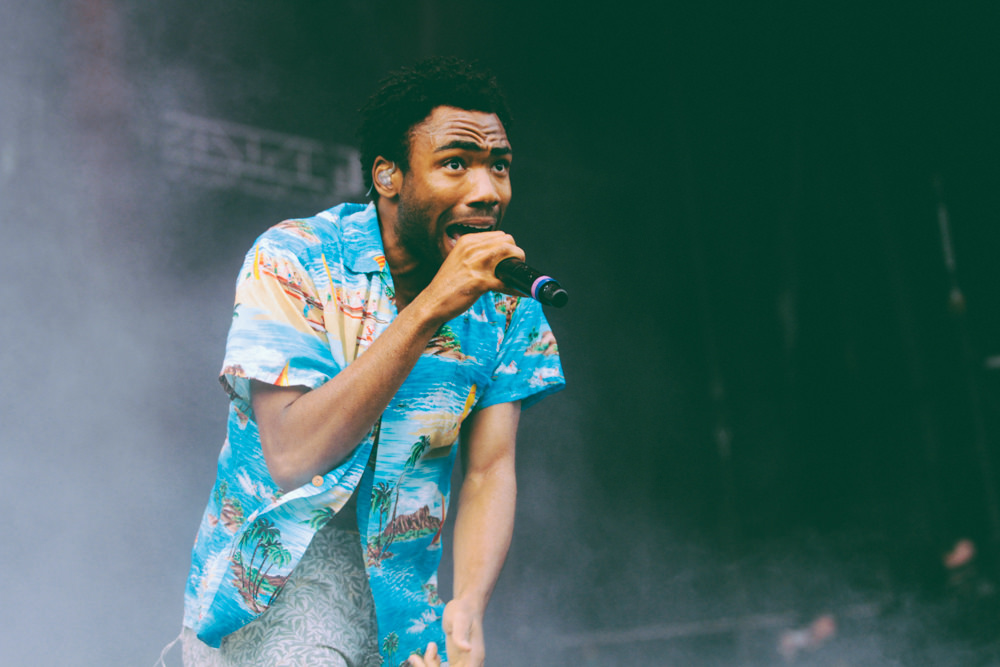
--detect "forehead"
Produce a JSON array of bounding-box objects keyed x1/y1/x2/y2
[{"x1": 409, "y1": 106, "x2": 510, "y2": 151}]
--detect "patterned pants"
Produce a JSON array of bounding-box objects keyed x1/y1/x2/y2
[{"x1": 182, "y1": 523, "x2": 382, "y2": 667}]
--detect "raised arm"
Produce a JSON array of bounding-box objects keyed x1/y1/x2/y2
[{"x1": 252, "y1": 230, "x2": 521, "y2": 491}]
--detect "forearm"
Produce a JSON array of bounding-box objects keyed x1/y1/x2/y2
[
  {"x1": 258, "y1": 298, "x2": 443, "y2": 489},
  {"x1": 451, "y1": 451, "x2": 517, "y2": 613},
  {"x1": 256, "y1": 231, "x2": 522, "y2": 491}
]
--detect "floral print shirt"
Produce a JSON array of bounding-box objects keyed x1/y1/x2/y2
[{"x1": 183, "y1": 203, "x2": 565, "y2": 665}]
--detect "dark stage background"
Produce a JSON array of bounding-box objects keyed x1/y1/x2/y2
[{"x1": 2, "y1": 1, "x2": 999, "y2": 665}]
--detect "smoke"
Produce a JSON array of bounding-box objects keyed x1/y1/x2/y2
[
  {"x1": 0, "y1": 2, "x2": 226, "y2": 664},
  {"x1": 3, "y1": 2, "x2": 999, "y2": 666}
]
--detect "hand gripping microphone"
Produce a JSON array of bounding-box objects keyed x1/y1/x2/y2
[{"x1": 494, "y1": 257, "x2": 569, "y2": 307}]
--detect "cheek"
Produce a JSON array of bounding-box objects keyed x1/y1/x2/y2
[
  {"x1": 496, "y1": 190, "x2": 513, "y2": 212},
  {"x1": 495, "y1": 176, "x2": 513, "y2": 199}
]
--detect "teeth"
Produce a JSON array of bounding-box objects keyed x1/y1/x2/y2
[{"x1": 447, "y1": 223, "x2": 490, "y2": 238}]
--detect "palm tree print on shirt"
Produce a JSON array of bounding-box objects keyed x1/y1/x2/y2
[
  {"x1": 367, "y1": 436, "x2": 441, "y2": 567},
  {"x1": 229, "y1": 517, "x2": 292, "y2": 613},
  {"x1": 381, "y1": 631, "x2": 399, "y2": 666}
]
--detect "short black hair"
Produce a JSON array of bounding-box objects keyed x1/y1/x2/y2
[{"x1": 357, "y1": 56, "x2": 513, "y2": 198}]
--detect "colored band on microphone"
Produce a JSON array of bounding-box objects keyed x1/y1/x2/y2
[{"x1": 531, "y1": 276, "x2": 556, "y2": 300}]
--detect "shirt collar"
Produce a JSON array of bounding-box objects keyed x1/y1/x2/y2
[{"x1": 333, "y1": 202, "x2": 389, "y2": 275}]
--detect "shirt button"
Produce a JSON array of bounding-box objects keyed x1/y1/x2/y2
[{"x1": 311, "y1": 475, "x2": 324, "y2": 487}]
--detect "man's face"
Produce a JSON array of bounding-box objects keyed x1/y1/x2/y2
[{"x1": 393, "y1": 106, "x2": 513, "y2": 273}]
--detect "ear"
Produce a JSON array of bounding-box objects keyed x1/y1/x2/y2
[{"x1": 372, "y1": 156, "x2": 400, "y2": 199}]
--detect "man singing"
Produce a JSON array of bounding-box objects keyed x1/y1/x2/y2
[{"x1": 180, "y1": 57, "x2": 565, "y2": 667}]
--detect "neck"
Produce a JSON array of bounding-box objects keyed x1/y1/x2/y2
[
  {"x1": 389, "y1": 266, "x2": 429, "y2": 311},
  {"x1": 376, "y1": 199, "x2": 431, "y2": 310}
]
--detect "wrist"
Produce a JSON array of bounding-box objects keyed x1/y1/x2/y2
[
  {"x1": 448, "y1": 593, "x2": 487, "y2": 618},
  {"x1": 406, "y1": 289, "x2": 453, "y2": 333}
]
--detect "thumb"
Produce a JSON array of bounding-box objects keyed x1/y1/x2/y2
[
  {"x1": 454, "y1": 623, "x2": 473, "y2": 650},
  {"x1": 445, "y1": 610, "x2": 473, "y2": 650}
]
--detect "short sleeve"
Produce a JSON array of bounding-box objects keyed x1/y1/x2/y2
[
  {"x1": 476, "y1": 295, "x2": 566, "y2": 411},
  {"x1": 219, "y1": 230, "x2": 339, "y2": 415}
]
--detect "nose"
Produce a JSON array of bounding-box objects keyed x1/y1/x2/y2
[{"x1": 467, "y1": 166, "x2": 503, "y2": 210}]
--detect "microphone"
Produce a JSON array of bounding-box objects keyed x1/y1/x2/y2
[{"x1": 495, "y1": 257, "x2": 568, "y2": 307}]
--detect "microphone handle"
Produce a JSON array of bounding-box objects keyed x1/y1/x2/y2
[{"x1": 495, "y1": 258, "x2": 568, "y2": 308}]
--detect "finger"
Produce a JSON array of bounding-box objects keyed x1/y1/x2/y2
[
  {"x1": 451, "y1": 620, "x2": 474, "y2": 651},
  {"x1": 456, "y1": 231, "x2": 524, "y2": 263},
  {"x1": 445, "y1": 628, "x2": 471, "y2": 655},
  {"x1": 425, "y1": 641, "x2": 439, "y2": 660},
  {"x1": 490, "y1": 233, "x2": 525, "y2": 264}
]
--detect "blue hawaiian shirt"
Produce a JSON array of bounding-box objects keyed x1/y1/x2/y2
[{"x1": 183, "y1": 202, "x2": 565, "y2": 664}]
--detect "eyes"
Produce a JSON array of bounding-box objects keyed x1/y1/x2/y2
[{"x1": 442, "y1": 156, "x2": 511, "y2": 175}]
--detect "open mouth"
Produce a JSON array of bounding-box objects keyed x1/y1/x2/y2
[{"x1": 445, "y1": 222, "x2": 495, "y2": 240}]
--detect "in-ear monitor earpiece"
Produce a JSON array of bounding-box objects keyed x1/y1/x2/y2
[{"x1": 378, "y1": 163, "x2": 396, "y2": 187}]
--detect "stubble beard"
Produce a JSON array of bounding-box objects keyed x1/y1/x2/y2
[{"x1": 395, "y1": 193, "x2": 445, "y2": 284}]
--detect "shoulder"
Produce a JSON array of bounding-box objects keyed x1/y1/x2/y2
[
  {"x1": 489, "y1": 293, "x2": 544, "y2": 330},
  {"x1": 257, "y1": 203, "x2": 367, "y2": 251},
  {"x1": 245, "y1": 202, "x2": 376, "y2": 273},
  {"x1": 465, "y1": 293, "x2": 559, "y2": 356}
]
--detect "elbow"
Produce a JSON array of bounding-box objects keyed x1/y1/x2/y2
[
  {"x1": 260, "y1": 431, "x2": 355, "y2": 492},
  {"x1": 261, "y1": 436, "x2": 307, "y2": 492},
  {"x1": 464, "y1": 462, "x2": 517, "y2": 496}
]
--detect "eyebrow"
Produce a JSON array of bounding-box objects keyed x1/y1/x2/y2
[{"x1": 433, "y1": 140, "x2": 512, "y2": 156}]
